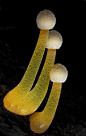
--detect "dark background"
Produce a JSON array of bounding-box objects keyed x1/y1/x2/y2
[{"x1": 0, "y1": 0, "x2": 86, "y2": 136}]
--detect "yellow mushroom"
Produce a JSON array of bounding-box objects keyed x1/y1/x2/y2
[
  {"x1": 11, "y1": 30, "x2": 62, "y2": 115},
  {"x1": 3, "y1": 29, "x2": 62, "y2": 115},
  {"x1": 30, "y1": 63, "x2": 68, "y2": 134},
  {"x1": 3, "y1": 9, "x2": 56, "y2": 114}
]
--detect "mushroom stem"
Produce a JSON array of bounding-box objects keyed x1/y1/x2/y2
[
  {"x1": 43, "y1": 82, "x2": 62, "y2": 115},
  {"x1": 21, "y1": 49, "x2": 56, "y2": 113},
  {"x1": 9, "y1": 49, "x2": 56, "y2": 115},
  {"x1": 19, "y1": 30, "x2": 49, "y2": 92},
  {"x1": 30, "y1": 83, "x2": 62, "y2": 134},
  {"x1": 3, "y1": 30, "x2": 63, "y2": 115},
  {"x1": 3, "y1": 30, "x2": 49, "y2": 113},
  {"x1": 3, "y1": 9, "x2": 56, "y2": 115},
  {"x1": 30, "y1": 64, "x2": 68, "y2": 134}
]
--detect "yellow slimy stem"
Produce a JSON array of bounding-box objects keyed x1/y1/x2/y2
[
  {"x1": 30, "y1": 83, "x2": 62, "y2": 134},
  {"x1": 18, "y1": 49, "x2": 56, "y2": 115},
  {"x1": 43, "y1": 83, "x2": 62, "y2": 115},
  {"x1": 3, "y1": 9, "x2": 56, "y2": 115},
  {"x1": 3, "y1": 30, "x2": 49, "y2": 113},
  {"x1": 4, "y1": 49, "x2": 56, "y2": 115},
  {"x1": 30, "y1": 63, "x2": 68, "y2": 134},
  {"x1": 19, "y1": 30, "x2": 49, "y2": 92}
]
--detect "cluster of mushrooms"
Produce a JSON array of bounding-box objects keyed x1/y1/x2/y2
[{"x1": 3, "y1": 9, "x2": 68, "y2": 134}]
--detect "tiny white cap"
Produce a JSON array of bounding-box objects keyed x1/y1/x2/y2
[
  {"x1": 36, "y1": 9, "x2": 56, "y2": 30},
  {"x1": 46, "y1": 30, "x2": 63, "y2": 49},
  {"x1": 50, "y1": 63, "x2": 68, "y2": 83}
]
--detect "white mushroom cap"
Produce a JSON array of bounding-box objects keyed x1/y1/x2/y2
[
  {"x1": 50, "y1": 64, "x2": 68, "y2": 83},
  {"x1": 36, "y1": 9, "x2": 56, "y2": 30},
  {"x1": 46, "y1": 30, "x2": 63, "y2": 49}
]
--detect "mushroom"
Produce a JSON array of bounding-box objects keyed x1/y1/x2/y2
[
  {"x1": 3, "y1": 9, "x2": 56, "y2": 114},
  {"x1": 36, "y1": 9, "x2": 56, "y2": 30},
  {"x1": 3, "y1": 29, "x2": 63, "y2": 115},
  {"x1": 10, "y1": 30, "x2": 62, "y2": 115},
  {"x1": 30, "y1": 63, "x2": 68, "y2": 134}
]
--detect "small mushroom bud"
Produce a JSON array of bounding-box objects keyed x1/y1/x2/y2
[{"x1": 36, "y1": 9, "x2": 56, "y2": 30}]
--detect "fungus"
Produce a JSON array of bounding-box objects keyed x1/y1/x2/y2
[
  {"x1": 4, "y1": 29, "x2": 62, "y2": 115},
  {"x1": 36, "y1": 9, "x2": 56, "y2": 30},
  {"x1": 46, "y1": 30, "x2": 62, "y2": 49},
  {"x1": 13, "y1": 30, "x2": 62, "y2": 115},
  {"x1": 3, "y1": 9, "x2": 56, "y2": 114},
  {"x1": 30, "y1": 63, "x2": 68, "y2": 134}
]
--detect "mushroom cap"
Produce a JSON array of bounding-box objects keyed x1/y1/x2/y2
[
  {"x1": 50, "y1": 64, "x2": 68, "y2": 83},
  {"x1": 36, "y1": 9, "x2": 56, "y2": 30},
  {"x1": 46, "y1": 30, "x2": 63, "y2": 49}
]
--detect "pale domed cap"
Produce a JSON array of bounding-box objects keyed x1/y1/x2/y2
[
  {"x1": 50, "y1": 64, "x2": 68, "y2": 83},
  {"x1": 46, "y1": 30, "x2": 63, "y2": 49},
  {"x1": 36, "y1": 9, "x2": 56, "y2": 30}
]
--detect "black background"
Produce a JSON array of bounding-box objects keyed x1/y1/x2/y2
[{"x1": 0, "y1": 0, "x2": 86, "y2": 136}]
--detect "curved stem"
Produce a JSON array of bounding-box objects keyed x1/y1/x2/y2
[
  {"x1": 30, "y1": 82, "x2": 62, "y2": 134},
  {"x1": 27, "y1": 49, "x2": 56, "y2": 104},
  {"x1": 19, "y1": 30, "x2": 49, "y2": 92},
  {"x1": 3, "y1": 30, "x2": 49, "y2": 113},
  {"x1": 43, "y1": 82, "x2": 62, "y2": 116},
  {"x1": 16, "y1": 49, "x2": 56, "y2": 115}
]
